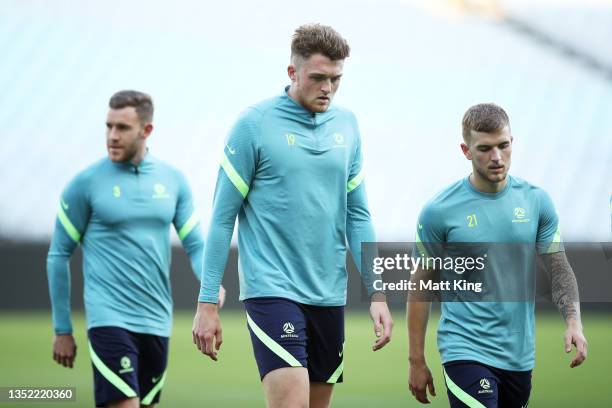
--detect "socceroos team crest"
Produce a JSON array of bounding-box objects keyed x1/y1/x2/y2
[
  {"x1": 152, "y1": 183, "x2": 170, "y2": 199},
  {"x1": 512, "y1": 207, "x2": 530, "y2": 223}
]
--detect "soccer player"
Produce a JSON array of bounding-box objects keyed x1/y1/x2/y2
[
  {"x1": 407, "y1": 103, "x2": 588, "y2": 407},
  {"x1": 192, "y1": 24, "x2": 393, "y2": 408},
  {"x1": 46, "y1": 90, "x2": 224, "y2": 408}
]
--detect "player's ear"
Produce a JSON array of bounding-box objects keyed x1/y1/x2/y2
[
  {"x1": 287, "y1": 64, "x2": 297, "y2": 82},
  {"x1": 142, "y1": 123, "x2": 153, "y2": 139},
  {"x1": 460, "y1": 143, "x2": 472, "y2": 160}
]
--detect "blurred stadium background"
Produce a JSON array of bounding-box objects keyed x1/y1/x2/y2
[{"x1": 1, "y1": 0, "x2": 611, "y2": 406}]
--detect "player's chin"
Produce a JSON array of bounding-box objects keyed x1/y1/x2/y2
[
  {"x1": 311, "y1": 100, "x2": 330, "y2": 112},
  {"x1": 487, "y1": 172, "x2": 507, "y2": 183},
  {"x1": 107, "y1": 150, "x2": 125, "y2": 163}
]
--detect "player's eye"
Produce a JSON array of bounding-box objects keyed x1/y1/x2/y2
[{"x1": 310, "y1": 75, "x2": 333, "y2": 82}]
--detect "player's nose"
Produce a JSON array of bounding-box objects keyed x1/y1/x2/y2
[
  {"x1": 321, "y1": 79, "x2": 332, "y2": 93},
  {"x1": 107, "y1": 127, "x2": 120, "y2": 141}
]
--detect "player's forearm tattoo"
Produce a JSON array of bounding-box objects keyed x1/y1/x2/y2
[{"x1": 542, "y1": 252, "x2": 580, "y2": 322}]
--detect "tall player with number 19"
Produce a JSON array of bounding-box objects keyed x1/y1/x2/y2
[{"x1": 193, "y1": 24, "x2": 393, "y2": 408}]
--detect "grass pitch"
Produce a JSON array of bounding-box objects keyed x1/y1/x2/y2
[{"x1": 0, "y1": 310, "x2": 610, "y2": 407}]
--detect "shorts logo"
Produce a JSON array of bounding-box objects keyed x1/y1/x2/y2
[
  {"x1": 512, "y1": 207, "x2": 530, "y2": 223},
  {"x1": 280, "y1": 322, "x2": 298, "y2": 339},
  {"x1": 478, "y1": 378, "x2": 493, "y2": 394},
  {"x1": 119, "y1": 356, "x2": 134, "y2": 374},
  {"x1": 113, "y1": 185, "x2": 121, "y2": 198},
  {"x1": 153, "y1": 183, "x2": 170, "y2": 199},
  {"x1": 283, "y1": 322, "x2": 295, "y2": 334}
]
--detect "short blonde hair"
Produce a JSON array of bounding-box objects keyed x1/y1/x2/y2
[{"x1": 462, "y1": 103, "x2": 509, "y2": 143}]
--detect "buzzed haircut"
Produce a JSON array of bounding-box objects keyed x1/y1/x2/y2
[
  {"x1": 462, "y1": 103, "x2": 510, "y2": 143},
  {"x1": 109, "y1": 90, "x2": 154, "y2": 124},
  {"x1": 291, "y1": 23, "x2": 350, "y2": 63}
]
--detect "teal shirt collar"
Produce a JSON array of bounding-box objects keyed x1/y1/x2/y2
[
  {"x1": 463, "y1": 174, "x2": 513, "y2": 200},
  {"x1": 280, "y1": 86, "x2": 335, "y2": 126},
  {"x1": 109, "y1": 150, "x2": 154, "y2": 173}
]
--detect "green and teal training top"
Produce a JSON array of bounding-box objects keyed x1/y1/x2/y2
[
  {"x1": 198, "y1": 87, "x2": 376, "y2": 306},
  {"x1": 416, "y1": 175, "x2": 562, "y2": 371},
  {"x1": 47, "y1": 153, "x2": 203, "y2": 337}
]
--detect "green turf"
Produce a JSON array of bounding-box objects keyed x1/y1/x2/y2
[{"x1": 0, "y1": 310, "x2": 610, "y2": 407}]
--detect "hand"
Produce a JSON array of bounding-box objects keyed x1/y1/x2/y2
[
  {"x1": 370, "y1": 293, "x2": 393, "y2": 351},
  {"x1": 409, "y1": 360, "x2": 436, "y2": 404},
  {"x1": 218, "y1": 285, "x2": 227, "y2": 309},
  {"x1": 192, "y1": 302, "x2": 223, "y2": 361},
  {"x1": 53, "y1": 334, "x2": 77, "y2": 368},
  {"x1": 564, "y1": 319, "x2": 587, "y2": 368}
]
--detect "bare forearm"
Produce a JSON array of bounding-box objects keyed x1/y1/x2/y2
[
  {"x1": 543, "y1": 252, "x2": 581, "y2": 325},
  {"x1": 408, "y1": 301, "x2": 431, "y2": 363},
  {"x1": 408, "y1": 266, "x2": 438, "y2": 362}
]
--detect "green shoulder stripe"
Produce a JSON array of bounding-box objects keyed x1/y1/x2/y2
[
  {"x1": 221, "y1": 153, "x2": 249, "y2": 198},
  {"x1": 347, "y1": 170, "x2": 365, "y2": 193},
  {"x1": 178, "y1": 212, "x2": 200, "y2": 240},
  {"x1": 57, "y1": 204, "x2": 81, "y2": 243}
]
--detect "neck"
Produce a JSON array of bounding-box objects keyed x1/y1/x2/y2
[
  {"x1": 287, "y1": 85, "x2": 312, "y2": 113},
  {"x1": 469, "y1": 172, "x2": 507, "y2": 194},
  {"x1": 287, "y1": 84, "x2": 298, "y2": 101},
  {"x1": 130, "y1": 146, "x2": 147, "y2": 166}
]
